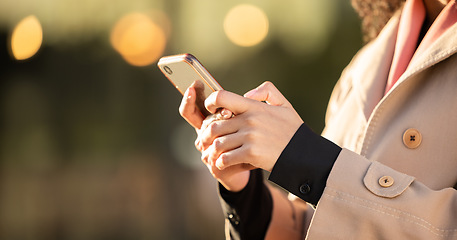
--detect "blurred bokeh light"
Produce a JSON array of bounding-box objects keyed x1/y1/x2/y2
[
  {"x1": 10, "y1": 15, "x2": 43, "y2": 60},
  {"x1": 223, "y1": 4, "x2": 269, "y2": 47},
  {"x1": 111, "y1": 12, "x2": 167, "y2": 66}
]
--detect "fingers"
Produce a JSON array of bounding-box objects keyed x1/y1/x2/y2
[
  {"x1": 214, "y1": 145, "x2": 254, "y2": 170},
  {"x1": 194, "y1": 108, "x2": 235, "y2": 152},
  {"x1": 204, "y1": 82, "x2": 290, "y2": 118},
  {"x1": 179, "y1": 84, "x2": 204, "y2": 129},
  {"x1": 220, "y1": 108, "x2": 234, "y2": 119},
  {"x1": 244, "y1": 81, "x2": 291, "y2": 107},
  {"x1": 199, "y1": 81, "x2": 299, "y2": 172},
  {"x1": 205, "y1": 90, "x2": 254, "y2": 115},
  {"x1": 197, "y1": 116, "x2": 243, "y2": 151},
  {"x1": 201, "y1": 132, "x2": 243, "y2": 165},
  {"x1": 195, "y1": 114, "x2": 219, "y2": 151}
]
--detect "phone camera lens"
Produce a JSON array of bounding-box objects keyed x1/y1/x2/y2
[{"x1": 164, "y1": 66, "x2": 173, "y2": 75}]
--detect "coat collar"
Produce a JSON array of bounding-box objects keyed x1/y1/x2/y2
[
  {"x1": 353, "y1": 9, "x2": 457, "y2": 120},
  {"x1": 392, "y1": 17, "x2": 457, "y2": 91}
]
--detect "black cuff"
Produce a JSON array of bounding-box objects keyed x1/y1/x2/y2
[
  {"x1": 219, "y1": 169, "x2": 272, "y2": 240},
  {"x1": 269, "y1": 123, "x2": 341, "y2": 205}
]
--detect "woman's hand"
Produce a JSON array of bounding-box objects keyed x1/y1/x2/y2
[
  {"x1": 197, "y1": 81, "x2": 303, "y2": 172},
  {"x1": 179, "y1": 82, "x2": 252, "y2": 192}
]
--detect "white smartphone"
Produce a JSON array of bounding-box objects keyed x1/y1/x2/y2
[{"x1": 158, "y1": 53, "x2": 223, "y2": 116}]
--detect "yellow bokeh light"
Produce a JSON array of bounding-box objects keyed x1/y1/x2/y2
[
  {"x1": 111, "y1": 12, "x2": 167, "y2": 67},
  {"x1": 11, "y1": 15, "x2": 43, "y2": 60},
  {"x1": 223, "y1": 4, "x2": 269, "y2": 47}
]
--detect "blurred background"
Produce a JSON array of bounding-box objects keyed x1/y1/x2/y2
[{"x1": 0, "y1": 0, "x2": 362, "y2": 239}]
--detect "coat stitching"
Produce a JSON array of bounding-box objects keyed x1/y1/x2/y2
[{"x1": 324, "y1": 188, "x2": 457, "y2": 236}]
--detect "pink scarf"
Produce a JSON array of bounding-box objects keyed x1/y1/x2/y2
[{"x1": 385, "y1": 0, "x2": 457, "y2": 94}]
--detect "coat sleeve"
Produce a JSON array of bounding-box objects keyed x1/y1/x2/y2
[{"x1": 306, "y1": 149, "x2": 457, "y2": 239}]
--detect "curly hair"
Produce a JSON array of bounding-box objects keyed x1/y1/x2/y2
[{"x1": 352, "y1": 0, "x2": 406, "y2": 42}]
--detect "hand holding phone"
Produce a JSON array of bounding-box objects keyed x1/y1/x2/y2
[{"x1": 159, "y1": 54, "x2": 251, "y2": 192}]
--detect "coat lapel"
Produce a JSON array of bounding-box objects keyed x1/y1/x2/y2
[
  {"x1": 351, "y1": 13, "x2": 399, "y2": 120},
  {"x1": 385, "y1": 17, "x2": 457, "y2": 97},
  {"x1": 361, "y1": 13, "x2": 457, "y2": 156}
]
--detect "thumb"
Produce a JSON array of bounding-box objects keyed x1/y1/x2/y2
[{"x1": 244, "y1": 81, "x2": 290, "y2": 107}]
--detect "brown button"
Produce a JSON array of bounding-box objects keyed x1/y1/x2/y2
[
  {"x1": 403, "y1": 128, "x2": 422, "y2": 149},
  {"x1": 379, "y1": 176, "x2": 394, "y2": 188}
]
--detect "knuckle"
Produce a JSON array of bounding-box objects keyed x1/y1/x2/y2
[
  {"x1": 218, "y1": 154, "x2": 229, "y2": 166},
  {"x1": 245, "y1": 145, "x2": 260, "y2": 159},
  {"x1": 208, "y1": 121, "x2": 220, "y2": 135},
  {"x1": 202, "y1": 117, "x2": 215, "y2": 130},
  {"x1": 208, "y1": 153, "x2": 217, "y2": 164},
  {"x1": 264, "y1": 81, "x2": 273, "y2": 87},
  {"x1": 199, "y1": 131, "x2": 212, "y2": 148},
  {"x1": 246, "y1": 147, "x2": 255, "y2": 157},
  {"x1": 213, "y1": 138, "x2": 223, "y2": 151},
  {"x1": 244, "y1": 131, "x2": 256, "y2": 141},
  {"x1": 201, "y1": 137, "x2": 211, "y2": 148},
  {"x1": 245, "y1": 115, "x2": 258, "y2": 127},
  {"x1": 261, "y1": 81, "x2": 274, "y2": 90}
]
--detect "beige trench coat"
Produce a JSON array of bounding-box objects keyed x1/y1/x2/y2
[{"x1": 307, "y1": 11, "x2": 457, "y2": 239}]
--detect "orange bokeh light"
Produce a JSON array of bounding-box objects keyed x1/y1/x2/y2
[
  {"x1": 111, "y1": 12, "x2": 167, "y2": 66},
  {"x1": 224, "y1": 4, "x2": 269, "y2": 47},
  {"x1": 11, "y1": 15, "x2": 43, "y2": 60}
]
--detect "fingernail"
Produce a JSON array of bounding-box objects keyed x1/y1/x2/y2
[
  {"x1": 244, "y1": 89, "x2": 257, "y2": 98},
  {"x1": 221, "y1": 109, "x2": 232, "y2": 119},
  {"x1": 183, "y1": 88, "x2": 190, "y2": 98},
  {"x1": 186, "y1": 86, "x2": 195, "y2": 99}
]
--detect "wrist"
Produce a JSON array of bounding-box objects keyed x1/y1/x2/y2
[{"x1": 219, "y1": 170, "x2": 251, "y2": 192}]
